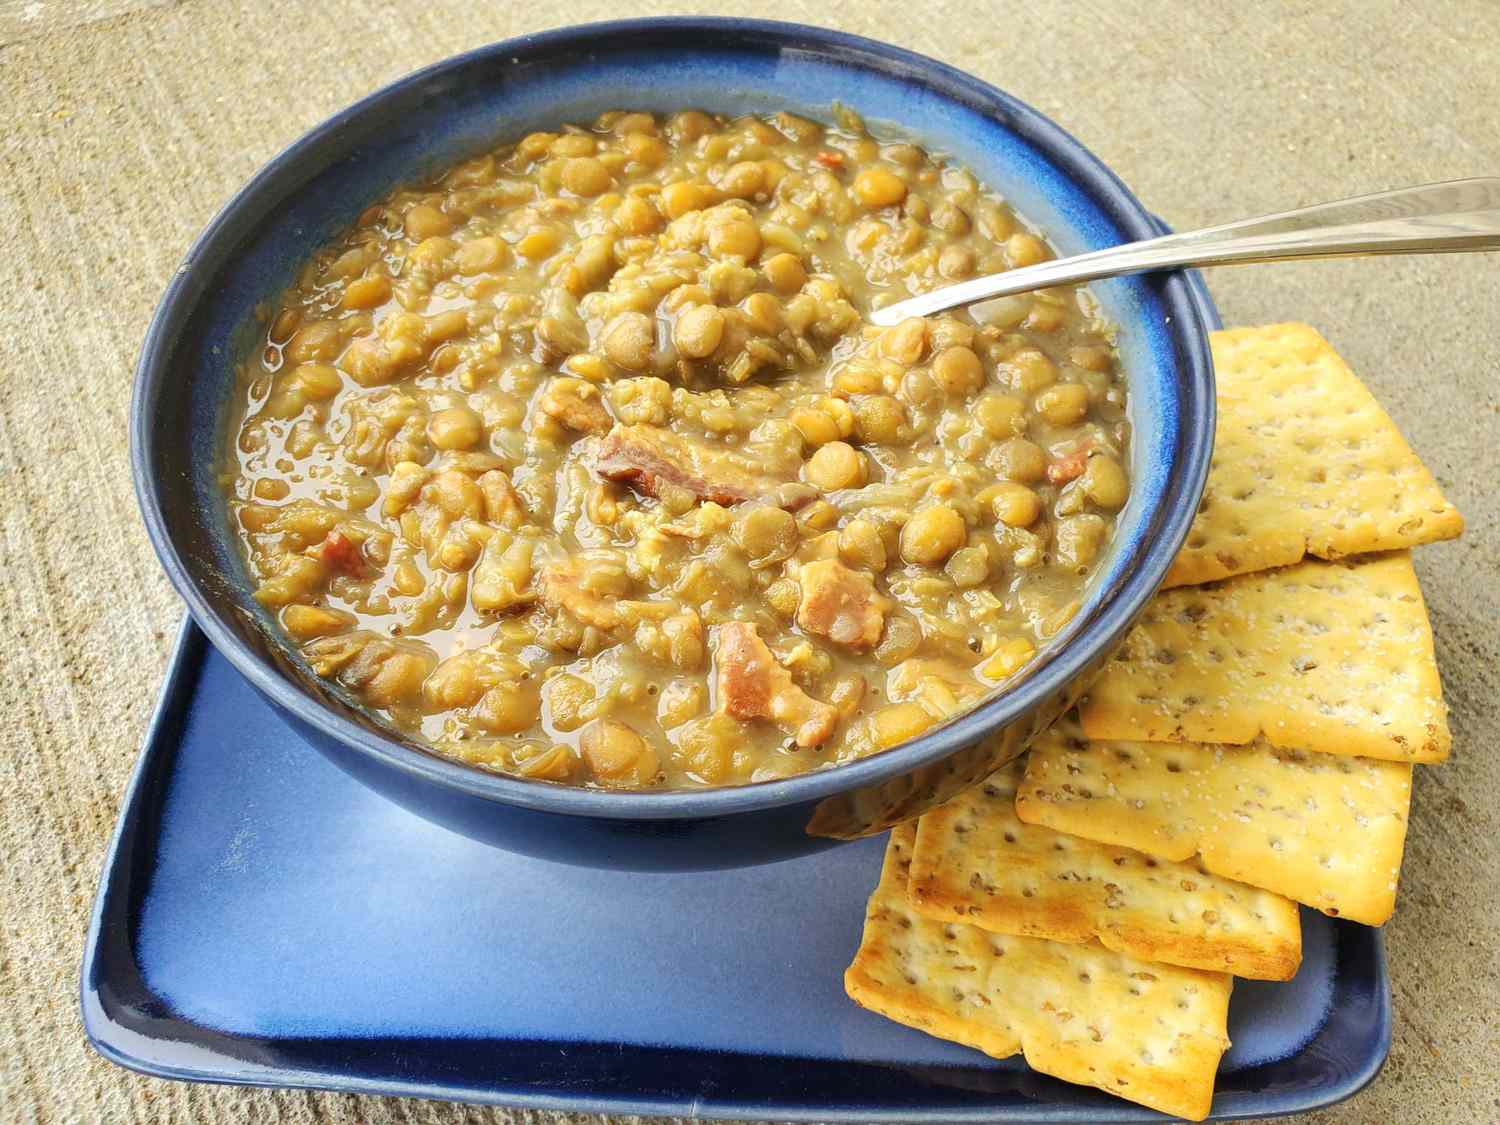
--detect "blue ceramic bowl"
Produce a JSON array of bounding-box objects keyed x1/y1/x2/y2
[{"x1": 131, "y1": 18, "x2": 1214, "y2": 870}]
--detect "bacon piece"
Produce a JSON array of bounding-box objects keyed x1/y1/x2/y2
[
  {"x1": 537, "y1": 559, "x2": 621, "y2": 629},
  {"x1": 1046, "y1": 446, "x2": 1092, "y2": 484},
  {"x1": 795, "y1": 559, "x2": 890, "y2": 649},
  {"x1": 1046, "y1": 437, "x2": 1102, "y2": 485},
  {"x1": 715, "y1": 621, "x2": 838, "y2": 748},
  {"x1": 538, "y1": 377, "x2": 612, "y2": 434},
  {"x1": 316, "y1": 530, "x2": 365, "y2": 575},
  {"x1": 814, "y1": 150, "x2": 845, "y2": 169},
  {"x1": 593, "y1": 424, "x2": 810, "y2": 509}
]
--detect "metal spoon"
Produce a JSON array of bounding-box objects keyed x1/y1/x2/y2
[{"x1": 868, "y1": 178, "x2": 1500, "y2": 326}]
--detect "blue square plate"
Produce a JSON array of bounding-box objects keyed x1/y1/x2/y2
[
  {"x1": 86, "y1": 264, "x2": 1389, "y2": 1119},
  {"x1": 82, "y1": 618, "x2": 1389, "y2": 1121}
]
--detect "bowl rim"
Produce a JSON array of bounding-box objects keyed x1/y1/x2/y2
[{"x1": 131, "y1": 16, "x2": 1214, "y2": 822}]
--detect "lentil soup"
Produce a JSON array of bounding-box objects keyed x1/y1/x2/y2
[{"x1": 225, "y1": 106, "x2": 1131, "y2": 789}]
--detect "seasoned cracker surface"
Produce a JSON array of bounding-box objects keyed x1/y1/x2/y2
[
  {"x1": 1081, "y1": 553, "x2": 1449, "y2": 762},
  {"x1": 909, "y1": 760, "x2": 1302, "y2": 979},
  {"x1": 1016, "y1": 721, "x2": 1413, "y2": 925},
  {"x1": 845, "y1": 825, "x2": 1232, "y2": 1120},
  {"x1": 1165, "y1": 323, "x2": 1463, "y2": 588}
]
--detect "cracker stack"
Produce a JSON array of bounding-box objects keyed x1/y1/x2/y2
[{"x1": 845, "y1": 324, "x2": 1463, "y2": 1119}]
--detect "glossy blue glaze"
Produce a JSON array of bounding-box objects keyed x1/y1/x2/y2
[
  {"x1": 81, "y1": 620, "x2": 1391, "y2": 1119},
  {"x1": 130, "y1": 18, "x2": 1215, "y2": 869}
]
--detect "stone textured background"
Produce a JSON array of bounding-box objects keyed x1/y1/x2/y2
[{"x1": 1, "y1": 1, "x2": 1495, "y2": 1121}]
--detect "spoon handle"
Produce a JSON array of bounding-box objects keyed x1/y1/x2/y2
[{"x1": 868, "y1": 177, "x2": 1500, "y2": 325}]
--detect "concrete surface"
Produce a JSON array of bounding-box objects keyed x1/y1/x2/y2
[{"x1": 0, "y1": 1, "x2": 1495, "y2": 1121}]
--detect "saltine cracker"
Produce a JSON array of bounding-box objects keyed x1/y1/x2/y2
[
  {"x1": 1016, "y1": 722, "x2": 1412, "y2": 925},
  {"x1": 909, "y1": 761, "x2": 1302, "y2": 979},
  {"x1": 1165, "y1": 323, "x2": 1462, "y2": 588},
  {"x1": 845, "y1": 825, "x2": 1232, "y2": 1120},
  {"x1": 1081, "y1": 553, "x2": 1449, "y2": 763}
]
